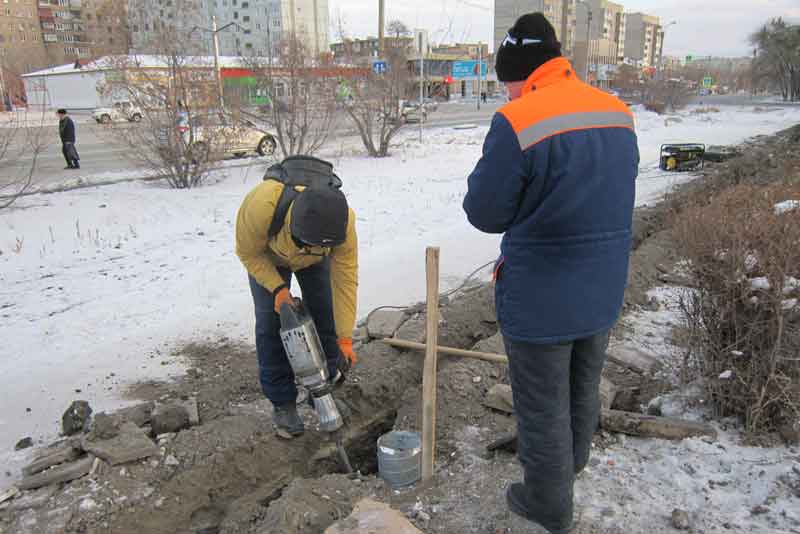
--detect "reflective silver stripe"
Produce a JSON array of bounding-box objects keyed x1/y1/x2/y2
[{"x1": 517, "y1": 111, "x2": 635, "y2": 148}]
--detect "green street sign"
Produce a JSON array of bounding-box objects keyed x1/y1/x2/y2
[
  {"x1": 702, "y1": 76, "x2": 713, "y2": 88},
  {"x1": 685, "y1": 55, "x2": 693, "y2": 63}
]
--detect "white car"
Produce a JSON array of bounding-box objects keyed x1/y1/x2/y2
[
  {"x1": 187, "y1": 112, "x2": 277, "y2": 160},
  {"x1": 93, "y1": 102, "x2": 143, "y2": 124}
]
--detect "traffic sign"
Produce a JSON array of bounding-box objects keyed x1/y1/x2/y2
[
  {"x1": 702, "y1": 76, "x2": 713, "y2": 88},
  {"x1": 372, "y1": 60, "x2": 387, "y2": 75},
  {"x1": 452, "y1": 60, "x2": 488, "y2": 80}
]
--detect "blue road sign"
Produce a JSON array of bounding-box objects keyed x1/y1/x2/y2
[
  {"x1": 452, "y1": 60, "x2": 488, "y2": 80},
  {"x1": 373, "y1": 60, "x2": 387, "y2": 75}
]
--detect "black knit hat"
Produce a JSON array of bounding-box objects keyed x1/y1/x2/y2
[
  {"x1": 290, "y1": 187, "x2": 349, "y2": 247},
  {"x1": 495, "y1": 13, "x2": 562, "y2": 82}
]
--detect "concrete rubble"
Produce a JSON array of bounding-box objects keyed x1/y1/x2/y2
[
  {"x1": 325, "y1": 498, "x2": 423, "y2": 534},
  {"x1": 82, "y1": 422, "x2": 160, "y2": 466}
]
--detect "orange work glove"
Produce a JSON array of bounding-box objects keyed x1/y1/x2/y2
[
  {"x1": 338, "y1": 338, "x2": 357, "y2": 367},
  {"x1": 273, "y1": 287, "x2": 294, "y2": 314}
]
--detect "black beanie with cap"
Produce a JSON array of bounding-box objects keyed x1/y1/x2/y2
[{"x1": 495, "y1": 12, "x2": 562, "y2": 82}]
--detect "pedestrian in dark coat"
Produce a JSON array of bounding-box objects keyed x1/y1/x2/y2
[
  {"x1": 463, "y1": 13, "x2": 639, "y2": 534},
  {"x1": 57, "y1": 109, "x2": 80, "y2": 169}
]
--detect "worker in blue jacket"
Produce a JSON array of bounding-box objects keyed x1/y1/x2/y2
[{"x1": 463, "y1": 13, "x2": 639, "y2": 534}]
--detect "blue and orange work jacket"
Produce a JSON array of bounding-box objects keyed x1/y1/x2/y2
[{"x1": 464, "y1": 57, "x2": 639, "y2": 344}]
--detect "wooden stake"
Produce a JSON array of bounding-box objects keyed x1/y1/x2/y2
[
  {"x1": 380, "y1": 338, "x2": 508, "y2": 364},
  {"x1": 421, "y1": 247, "x2": 440, "y2": 481}
]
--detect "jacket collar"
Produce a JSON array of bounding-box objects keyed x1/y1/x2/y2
[{"x1": 522, "y1": 57, "x2": 575, "y2": 95}]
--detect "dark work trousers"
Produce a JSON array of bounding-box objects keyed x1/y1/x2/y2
[
  {"x1": 248, "y1": 258, "x2": 342, "y2": 407},
  {"x1": 503, "y1": 332, "x2": 609, "y2": 532},
  {"x1": 62, "y1": 142, "x2": 80, "y2": 168}
]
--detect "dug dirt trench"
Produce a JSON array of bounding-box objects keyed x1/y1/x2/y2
[{"x1": 3, "y1": 205, "x2": 674, "y2": 534}]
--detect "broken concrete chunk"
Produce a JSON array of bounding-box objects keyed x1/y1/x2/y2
[
  {"x1": 606, "y1": 346, "x2": 660, "y2": 375},
  {"x1": 4, "y1": 485, "x2": 57, "y2": 512},
  {"x1": 366, "y1": 310, "x2": 408, "y2": 339},
  {"x1": 151, "y1": 404, "x2": 191, "y2": 436},
  {"x1": 62, "y1": 400, "x2": 92, "y2": 436},
  {"x1": 600, "y1": 410, "x2": 718, "y2": 441},
  {"x1": 599, "y1": 377, "x2": 618, "y2": 411},
  {"x1": 14, "y1": 437, "x2": 33, "y2": 451},
  {"x1": 472, "y1": 332, "x2": 505, "y2": 355},
  {"x1": 671, "y1": 509, "x2": 691, "y2": 530},
  {"x1": 87, "y1": 412, "x2": 120, "y2": 441},
  {"x1": 394, "y1": 316, "x2": 427, "y2": 344},
  {"x1": 486, "y1": 378, "x2": 616, "y2": 415},
  {"x1": 114, "y1": 402, "x2": 155, "y2": 428},
  {"x1": 82, "y1": 423, "x2": 159, "y2": 466},
  {"x1": 484, "y1": 384, "x2": 514, "y2": 414},
  {"x1": 0, "y1": 487, "x2": 19, "y2": 505},
  {"x1": 178, "y1": 397, "x2": 200, "y2": 426},
  {"x1": 325, "y1": 498, "x2": 423, "y2": 534},
  {"x1": 22, "y1": 442, "x2": 82, "y2": 477},
  {"x1": 18, "y1": 455, "x2": 94, "y2": 491}
]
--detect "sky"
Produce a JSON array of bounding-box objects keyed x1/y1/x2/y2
[{"x1": 328, "y1": 0, "x2": 800, "y2": 58}]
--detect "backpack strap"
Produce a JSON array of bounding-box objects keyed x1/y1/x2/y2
[{"x1": 267, "y1": 184, "x2": 300, "y2": 239}]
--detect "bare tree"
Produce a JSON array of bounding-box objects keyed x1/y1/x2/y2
[
  {"x1": 387, "y1": 20, "x2": 411, "y2": 39},
  {"x1": 245, "y1": 36, "x2": 338, "y2": 157},
  {"x1": 751, "y1": 18, "x2": 800, "y2": 101},
  {"x1": 97, "y1": 3, "x2": 237, "y2": 189},
  {"x1": 0, "y1": 111, "x2": 47, "y2": 209},
  {"x1": 342, "y1": 43, "x2": 411, "y2": 157}
]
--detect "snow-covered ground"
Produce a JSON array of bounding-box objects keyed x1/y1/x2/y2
[{"x1": 1, "y1": 104, "x2": 800, "y2": 490}]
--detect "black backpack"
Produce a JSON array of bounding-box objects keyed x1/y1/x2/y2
[{"x1": 263, "y1": 155, "x2": 343, "y2": 239}]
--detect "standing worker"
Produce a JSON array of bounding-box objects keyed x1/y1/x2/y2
[
  {"x1": 57, "y1": 109, "x2": 80, "y2": 170},
  {"x1": 236, "y1": 156, "x2": 358, "y2": 439},
  {"x1": 463, "y1": 13, "x2": 638, "y2": 534}
]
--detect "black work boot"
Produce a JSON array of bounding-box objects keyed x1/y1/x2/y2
[
  {"x1": 507, "y1": 483, "x2": 573, "y2": 534},
  {"x1": 273, "y1": 403, "x2": 304, "y2": 439}
]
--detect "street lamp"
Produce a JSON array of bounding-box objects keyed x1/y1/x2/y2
[
  {"x1": 575, "y1": 1, "x2": 593, "y2": 82},
  {"x1": 656, "y1": 21, "x2": 677, "y2": 79},
  {"x1": 190, "y1": 17, "x2": 244, "y2": 109}
]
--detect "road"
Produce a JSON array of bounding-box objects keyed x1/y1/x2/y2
[{"x1": 4, "y1": 103, "x2": 502, "y2": 189}]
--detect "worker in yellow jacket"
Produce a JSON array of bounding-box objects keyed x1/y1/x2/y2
[{"x1": 236, "y1": 167, "x2": 358, "y2": 439}]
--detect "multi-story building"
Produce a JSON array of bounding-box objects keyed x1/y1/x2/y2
[
  {"x1": 623, "y1": 12, "x2": 662, "y2": 68},
  {"x1": 432, "y1": 43, "x2": 489, "y2": 60},
  {"x1": 207, "y1": 0, "x2": 329, "y2": 58},
  {"x1": 128, "y1": 0, "x2": 209, "y2": 55},
  {"x1": 130, "y1": 0, "x2": 329, "y2": 59},
  {"x1": 82, "y1": 0, "x2": 130, "y2": 56},
  {"x1": 37, "y1": 0, "x2": 92, "y2": 64},
  {"x1": 494, "y1": 0, "x2": 574, "y2": 57},
  {"x1": 0, "y1": 0, "x2": 46, "y2": 107},
  {"x1": 330, "y1": 35, "x2": 414, "y2": 64},
  {"x1": 572, "y1": 0, "x2": 624, "y2": 84}
]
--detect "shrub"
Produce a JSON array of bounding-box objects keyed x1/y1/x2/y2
[{"x1": 673, "y1": 183, "x2": 800, "y2": 434}]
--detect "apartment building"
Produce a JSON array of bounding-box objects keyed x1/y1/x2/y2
[
  {"x1": 624, "y1": 12, "x2": 662, "y2": 68},
  {"x1": 0, "y1": 0, "x2": 46, "y2": 69},
  {"x1": 129, "y1": 0, "x2": 328, "y2": 58},
  {"x1": 330, "y1": 35, "x2": 414, "y2": 64},
  {"x1": 494, "y1": 0, "x2": 574, "y2": 56},
  {"x1": 37, "y1": 0, "x2": 93, "y2": 64},
  {"x1": 82, "y1": 0, "x2": 129, "y2": 56}
]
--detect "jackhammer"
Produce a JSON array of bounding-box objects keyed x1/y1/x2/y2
[{"x1": 279, "y1": 300, "x2": 353, "y2": 473}]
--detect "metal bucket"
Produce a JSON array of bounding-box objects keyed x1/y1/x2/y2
[{"x1": 377, "y1": 431, "x2": 422, "y2": 488}]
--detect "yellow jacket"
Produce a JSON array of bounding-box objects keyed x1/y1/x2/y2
[{"x1": 236, "y1": 180, "x2": 358, "y2": 339}]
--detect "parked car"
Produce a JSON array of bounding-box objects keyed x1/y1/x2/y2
[
  {"x1": 93, "y1": 101, "x2": 143, "y2": 124},
  {"x1": 400, "y1": 102, "x2": 428, "y2": 123},
  {"x1": 186, "y1": 112, "x2": 277, "y2": 160}
]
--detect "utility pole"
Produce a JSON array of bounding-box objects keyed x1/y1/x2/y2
[
  {"x1": 477, "y1": 42, "x2": 482, "y2": 111},
  {"x1": 212, "y1": 16, "x2": 224, "y2": 109},
  {"x1": 0, "y1": 50, "x2": 7, "y2": 112},
  {"x1": 585, "y1": 9, "x2": 592, "y2": 83},
  {"x1": 418, "y1": 30, "x2": 424, "y2": 143},
  {"x1": 378, "y1": 0, "x2": 385, "y2": 55}
]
